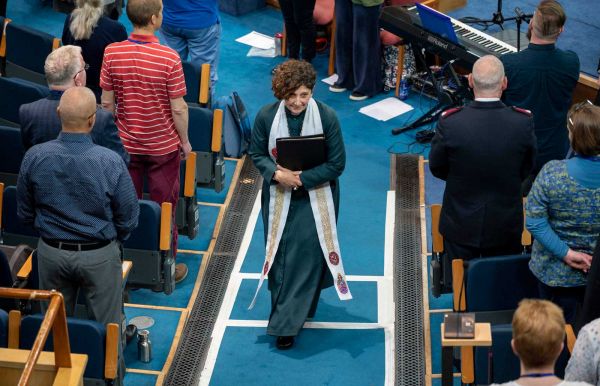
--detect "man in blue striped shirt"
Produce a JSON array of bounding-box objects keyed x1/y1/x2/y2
[{"x1": 17, "y1": 86, "x2": 139, "y2": 330}]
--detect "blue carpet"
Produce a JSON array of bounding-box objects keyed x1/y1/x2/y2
[
  {"x1": 211, "y1": 327, "x2": 385, "y2": 386},
  {"x1": 432, "y1": 376, "x2": 462, "y2": 386},
  {"x1": 124, "y1": 306, "x2": 184, "y2": 372},
  {"x1": 127, "y1": 251, "x2": 204, "y2": 308},
  {"x1": 196, "y1": 159, "x2": 239, "y2": 204},
  {"x1": 178, "y1": 204, "x2": 221, "y2": 252},
  {"x1": 430, "y1": 311, "x2": 447, "y2": 375},
  {"x1": 124, "y1": 372, "x2": 158, "y2": 386},
  {"x1": 230, "y1": 279, "x2": 378, "y2": 323}
]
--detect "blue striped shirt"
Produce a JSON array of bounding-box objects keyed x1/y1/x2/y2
[{"x1": 17, "y1": 133, "x2": 139, "y2": 242}]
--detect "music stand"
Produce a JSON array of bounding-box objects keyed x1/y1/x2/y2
[{"x1": 391, "y1": 50, "x2": 469, "y2": 136}]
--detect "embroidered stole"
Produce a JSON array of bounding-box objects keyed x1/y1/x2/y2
[{"x1": 249, "y1": 99, "x2": 352, "y2": 309}]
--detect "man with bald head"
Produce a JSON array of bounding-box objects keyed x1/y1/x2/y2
[
  {"x1": 429, "y1": 55, "x2": 537, "y2": 262},
  {"x1": 17, "y1": 87, "x2": 138, "y2": 332}
]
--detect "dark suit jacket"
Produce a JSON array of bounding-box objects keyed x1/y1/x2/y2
[
  {"x1": 429, "y1": 100, "x2": 536, "y2": 248},
  {"x1": 19, "y1": 90, "x2": 129, "y2": 164}
]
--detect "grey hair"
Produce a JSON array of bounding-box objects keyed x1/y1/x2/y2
[
  {"x1": 69, "y1": 0, "x2": 103, "y2": 40},
  {"x1": 472, "y1": 55, "x2": 505, "y2": 93},
  {"x1": 44, "y1": 45, "x2": 83, "y2": 86}
]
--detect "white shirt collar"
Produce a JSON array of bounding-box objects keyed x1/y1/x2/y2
[{"x1": 475, "y1": 97, "x2": 501, "y2": 102}]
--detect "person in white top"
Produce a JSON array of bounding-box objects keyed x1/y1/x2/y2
[
  {"x1": 565, "y1": 317, "x2": 600, "y2": 386},
  {"x1": 491, "y1": 299, "x2": 592, "y2": 386}
]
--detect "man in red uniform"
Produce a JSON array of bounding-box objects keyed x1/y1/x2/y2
[{"x1": 101, "y1": 0, "x2": 190, "y2": 282}]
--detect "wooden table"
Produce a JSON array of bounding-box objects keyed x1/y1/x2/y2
[{"x1": 440, "y1": 322, "x2": 492, "y2": 386}]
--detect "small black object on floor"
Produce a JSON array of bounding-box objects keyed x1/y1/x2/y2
[{"x1": 276, "y1": 336, "x2": 294, "y2": 350}]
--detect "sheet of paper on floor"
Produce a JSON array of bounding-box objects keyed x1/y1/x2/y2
[
  {"x1": 235, "y1": 31, "x2": 275, "y2": 50},
  {"x1": 321, "y1": 74, "x2": 339, "y2": 85},
  {"x1": 359, "y1": 97, "x2": 414, "y2": 121},
  {"x1": 247, "y1": 46, "x2": 276, "y2": 57}
]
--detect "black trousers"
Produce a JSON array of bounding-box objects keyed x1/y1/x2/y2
[
  {"x1": 442, "y1": 239, "x2": 522, "y2": 292},
  {"x1": 279, "y1": 0, "x2": 316, "y2": 62},
  {"x1": 538, "y1": 280, "x2": 585, "y2": 326},
  {"x1": 577, "y1": 233, "x2": 600, "y2": 331},
  {"x1": 334, "y1": 0, "x2": 382, "y2": 96}
]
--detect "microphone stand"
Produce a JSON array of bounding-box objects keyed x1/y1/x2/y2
[{"x1": 513, "y1": 7, "x2": 533, "y2": 52}]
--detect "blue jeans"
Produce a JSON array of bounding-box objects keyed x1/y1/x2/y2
[{"x1": 160, "y1": 22, "x2": 221, "y2": 87}]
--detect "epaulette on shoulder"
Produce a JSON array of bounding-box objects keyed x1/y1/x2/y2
[
  {"x1": 440, "y1": 106, "x2": 463, "y2": 119},
  {"x1": 511, "y1": 106, "x2": 532, "y2": 116}
]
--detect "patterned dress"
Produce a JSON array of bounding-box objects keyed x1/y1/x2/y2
[{"x1": 527, "y1": 160, "x2": 600, "y2": 287}]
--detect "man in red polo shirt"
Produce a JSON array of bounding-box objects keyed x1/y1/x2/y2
[{"x1": 100, "y1": 0, "x2": 190, "y2": 282}]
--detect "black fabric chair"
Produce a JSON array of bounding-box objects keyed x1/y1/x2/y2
[
  {"x1": 0, "y1": 309, "x2": 7, "y2": 347},
  {"x1": 189, "y1": 105, "x2": 225, "y2": 192},
  {"x1": 182, "y1": 60, "x2": 211, "y2": 108},
  {"x1": 5, "y1": 22, "x2": 60, "y2": 85},
  {"x1": 20, "y1": 313, "x2": 120, "y2": 385},
  {"x1": 452, "y1": 255, "x2": 539, "y2": 385},
  {"x1": 0, "y1": 77, "x2": 49, "y2": 127},
  {"x1": 0, "y1": 126, "x2": 25, "y2": 186},
  {"x1": 1, "y1": 185, "x2": 39, "y2": 248},
  {"x1": 123, "y1": 200, "x2": 175, "y2": 294}
]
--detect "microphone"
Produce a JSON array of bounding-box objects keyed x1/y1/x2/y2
[{"x1": 514, "y1": 7, "x2": 531, "y2": 21}]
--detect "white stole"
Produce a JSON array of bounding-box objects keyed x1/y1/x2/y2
[{"x1": 249, "y1": 99, "x2": 352, "y2": 309}]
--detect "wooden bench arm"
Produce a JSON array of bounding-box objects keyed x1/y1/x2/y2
[
  {"x1": 8, "y1": 309, "x2": 21, "y2": 349},
  {"x1": 211, "y1": 109, "x2": 223, "y2": 153},
  {"x1": 452, "y1": 258, "x2": 466, "y2": 312},
  {"x1": 431, "y1": 204, "x2": 444, "y2": 253},
  {"x1": 565, "y1": 324, "x2": 576, "y2": 354},
  {"x1": 122, "y1": 260, "x2": 132, "y2": 282},
  {"x1": 184, "y1": 152, "x2": 197, "y2": 198},
  {"x1": 159, "y1": 202, "x2": 173, "y2": 252},
  {"x1": 199, "y1": 63, "x2": 210, "y2": 105},
  {"x1": 16, "y1": 252, "x2": 33, "y2": 281},
  {"x1": 104, "y1": 323, "x2": 119, "y2": 380}
]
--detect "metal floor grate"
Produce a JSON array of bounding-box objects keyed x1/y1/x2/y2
[
  {"x1": 164, "y1": 157, "x2": 261, "y2": 386},
  {"x1": 393, "y1": 154, "x2": 426, "y2": 385}
]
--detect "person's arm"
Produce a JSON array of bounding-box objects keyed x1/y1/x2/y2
[
  {"x1": 97, "y1": 112, "x2": 129, "y2": 165},
  {"x1": 520, "y1": 116, "x2": 537, "y2": 180},
  {"x1": 428, "y1": 120, "x2": 449, "y2": 180},
  {"x1": 249, "y1": 105, "x2": 277, "y2": 180},
  {"x1": 526, "y1": 166, "x2": 592, "y2": 271},
  {"x1": 16, "y1": 154, "x2": 35, "y2": 225},
  {"x1": 564, "y1": 324, "x2": 600, "y2": 385},
  {"x1": 298, "y1": 106, "x2": 345, "y2": 190},
  {"x1": 111, "y1": 164, "x2": 140, "y2": 242},
  {"x1": 101, "y1": 89, "x2": 115, "y2": 114},
  {"x1": 170, "y1": 97, "x2": 191, "y2": 159}
]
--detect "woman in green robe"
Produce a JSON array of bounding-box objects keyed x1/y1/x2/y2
[{"x1": 249, "y1": 60, "x2": 346, "y2": 349}]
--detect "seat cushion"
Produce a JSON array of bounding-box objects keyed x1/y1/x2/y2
[
  {"x1": 313, "y1": 0, "x2": 334, "y2": 25},
  {"x1": 380, "y1": 30, "x2": 403, "y2": 46}
]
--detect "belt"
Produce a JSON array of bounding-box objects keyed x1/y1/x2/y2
[{"x1": 42, "y1": 238, "x2": 111, "y2": 251}]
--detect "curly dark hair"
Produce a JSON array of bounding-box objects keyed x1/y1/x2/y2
[{"x1": 272, "y1": 60, "x2": 316, "y2": 100}]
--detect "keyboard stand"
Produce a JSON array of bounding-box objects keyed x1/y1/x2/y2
[{"x1": 392, "y1": 49, "x2": 469, "y2": 136}]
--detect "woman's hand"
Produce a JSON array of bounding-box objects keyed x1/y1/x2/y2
[
  {"x1": 564, "y1": 249, "x2": 593, "y2": 273},
  {"x1": 274, "y1": 165, "x2": 302, "y2": 190}
]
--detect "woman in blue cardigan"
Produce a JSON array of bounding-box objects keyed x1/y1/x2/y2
[{"x1": 526, "y1": 101, "x2": 600, "y2": 324}]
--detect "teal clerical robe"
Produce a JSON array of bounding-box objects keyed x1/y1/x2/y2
[{"x1": 249, "y1": 100, "x2": 346, "y2": 336}]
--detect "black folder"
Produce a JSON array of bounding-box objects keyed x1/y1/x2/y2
[{"x1": 276, "y1": 134, "x2": 326, "y2": 171}]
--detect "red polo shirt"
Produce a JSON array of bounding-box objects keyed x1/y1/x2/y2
[{"x1": 100, "y1": 33, "x2": 186, "y2": 156}]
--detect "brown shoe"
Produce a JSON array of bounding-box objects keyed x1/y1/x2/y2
[{"x1": 175, "y1": 263, "x2": 188, "y2": 284}]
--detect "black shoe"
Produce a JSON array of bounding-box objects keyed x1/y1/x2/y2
[
  {"x1": 276, "y1": 336, "x2": 294, "y2": 350},
  {"x1": 125, "y1": 324, "x2": 138, "y2": 345}
]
